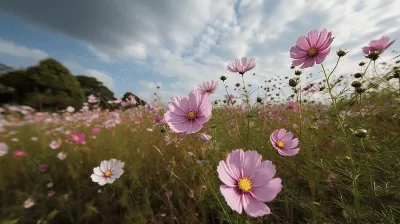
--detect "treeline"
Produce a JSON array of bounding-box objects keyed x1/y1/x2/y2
[{"x1": 0, "y1": 58, "x2": 145, "y2": 111}]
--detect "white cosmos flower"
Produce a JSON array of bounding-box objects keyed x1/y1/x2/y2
[
  {"x1": 23, "y1": 197, "x2": 35, "y2": 208},
  {"x1": 91, "y1": 158, "x2": 125, "y2": 186},
  {"x1": 0, "y1": 142, "x2": 8, "y2": 156},
  {"x1": 66, "y1": 106, "x2": 75, "y2": 113},
  {"x1": 57, "y1": 152, "x2": 67, "y2": 160},
  {"x1": 49, "y1": 139, "x2": 62, "y2": 150}
]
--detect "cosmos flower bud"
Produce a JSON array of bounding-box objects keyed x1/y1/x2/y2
[
  {"x1": 160, "y1": 126, "x2": 166, "y2": 133},
  {"x1": 336, "y1": 49, "x2": 347, "y2": 57},
  {"x1": 354, "y1": 73, "x2": 362, "y2": 78},
  {"x1": 290, "y1": 65, "x2": 295, "y2": 69},
  {"x1": 295, "y1": 70, "x2": 302, "y2": 76},
  {"x1": 354, "y1": 128, "x2": 368, "y2": 138},
  {"x1": 289, "y1": 79, "x2": 297, "y2": 87},
  {"x1": 355, "y1": 87, "x2": 365, "y2": 94},
  {"x1": 220, "y1": 76, "x2": 227, "y2": 81},
  {"x1": 351, "y1": 81, "x2": 362, "y2": 88},
  {"x1": 256, "y1": 97, "x2": 262, "y2": 103},
  {"x1": 359, "y1": 62, "x2": 365, "y2": 66}
]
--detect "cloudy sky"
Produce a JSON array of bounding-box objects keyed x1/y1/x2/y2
[{"x1": 0, "y1": 0, "x2": 399, "y2": 102}]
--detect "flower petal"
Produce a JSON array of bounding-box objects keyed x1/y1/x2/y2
[
  {"x1": 242, "y1": 194, "x2": 271, "y2": 217},
  {"x1": 220, "y1": 185, "x2": 243, "y2": 214},
  {"x1": 217, "y1": 161, "x2": 237, "y2": 187},
  {"x1": 252, "y1": 178, "x2": 282, "y2": 202}
]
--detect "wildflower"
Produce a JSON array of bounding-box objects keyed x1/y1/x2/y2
[
  {"x1": 30, "y1": 137, "x2": 38, "y2": 141},
  {"x1": 90, "y1": 158, "x2": 125, "y2": 186},
  {"x1": 0, "y1": 142, "x2": 8, "y2": 156},
  {"x1": 164, "y1": 89, "x2": 212, "y2": 134},
  {"x1": 286, "y1": 101, "x2": 299, "y2": 111},
  {"x1": 68, "y1": 132, "x2": 85, "y2": 144},
  {"x1": 91, "y1": 128, "x2": 100, "y2": 135},
  {"x1": 13, "y1": 149, "x2": 26, "y2": 158},
  {"x1": 270, "y1": 129, "x2": 300, "y2": 156},
  {"x1": 227, "y1": 57, "x2": 256, "y2": 75},
  {"x1": 46, "y1": 182, "x2": 54, "y2": 188},
  {"x1": 224, "y1": 94, "x2": 235, "y2": 104},
  {"x1": 47, "y1": 190, "x2": 56, "y2": 197},
  {"x1": 88, "y1": 94, "x2": 98, "y2": 103},
  {"x1": 23, "y1": 197, "x2": 35, "y2": 208},
  {"x1": 38, "y1": 163, "x2": 48, "y2": 172},
  {"x1": 290, "y1": 28, "x2": 334, "y2": 69},
  {"x1": 57, "y1": 152, "x2": 67, "y2": 160},
  {"x1": 199, "y1": 80, "x2": 218, "y2": 94},
  {"x1": 362, "y1": 36, "x2": 395, "y2": 60},
  {"x1": 217, "y1": 149, "x2": 282, "y2": 217},
  {"x1": 66, "y1": 106, "x2": 75, "y2": 113},
  {"x1": 49, "y1": 139, "x2": 62, "y2": 150},
  {"x1": 200, "y1": 133, "x2": 212, "y2": 142}
]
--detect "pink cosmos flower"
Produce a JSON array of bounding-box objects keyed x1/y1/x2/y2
[
  {"x1": 290, "y1": 29, "x2": 334, "y2": 69},
  {"x1": 68, "y1": 132, "x2": 85, "y2": 144},
  {"x1": 164, "y1": 89, "x2": 212, "y2": 134},
  {"x1": 362, "y1": 36, "x2": 395, "y2": 56},
  {"x1": 199, "y1": 80, "x2": 218, "y2": 94},
  {"x1": 227, "y1": 57, "x2": 256, "y2": 74},
  {"x1": 270, "y1": 129, "x2": 300, "y2": 156},
  {"x1": 286, "y1": 101, "x2": 299, "y2": 111},
  {"x1": 91, "y1": 128, "x2": 100, "y2": 135},
  {"x1": 217, "y1": 149, "x2": 282, "y2": 217},
  {"x1": 224, "y1": 94, "x2": 235, "y2": 104},
  {"x1": 38, "y1": 163, "x2": 48, "y2": 172},
  {"x1": 23, "y1": 197, "x2": 35, "y2": 208},
  {"x1": 235, "y1": 83, "x2": 241, "y2": 87},
  {"x1": 13, "y1": 149, "x2": 26, "y2": 158}
]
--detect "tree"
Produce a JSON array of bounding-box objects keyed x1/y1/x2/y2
[
  {"x1": 76, "y1": 75, "x2": 116, "y2": 109},
  {"x1": 0, "y1": 58, "x2": 85, "y2": 111}
]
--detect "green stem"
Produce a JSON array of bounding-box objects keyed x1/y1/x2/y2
[{"x1": 321, "y1": 62, "x2": 360, "y2": 224}]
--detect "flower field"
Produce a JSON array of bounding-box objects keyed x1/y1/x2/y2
[{"x1": 0, "y1": 29, "x2": 400, "y2": 224}]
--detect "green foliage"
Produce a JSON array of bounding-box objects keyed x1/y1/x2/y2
[{"x1": 0, "y1": 58, "x2": 85, "y2": 111}]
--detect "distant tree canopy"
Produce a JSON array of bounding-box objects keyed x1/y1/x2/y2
[
  {"x1": 0, "y1": 58, "x2": 84, "y2": 111},
  {"x1": 76, "y1": 75, "x2": 116, "y2": 109},
  {"x1": 122, "y1": 92, "x2": 146, "y2": 106}
]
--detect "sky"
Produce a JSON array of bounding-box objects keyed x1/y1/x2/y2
[{"x1": 0, "y1": 0, "x2": 399, "y2": 102}]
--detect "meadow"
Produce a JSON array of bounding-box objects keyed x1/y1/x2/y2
[{"x1": 0, "y1": 29, "x2": 400, "y2": 224}]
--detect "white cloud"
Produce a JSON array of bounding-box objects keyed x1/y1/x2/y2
[
  {"x1": 63, "y1": 60, "x2": 115, "y2": 90},
  {"x1": 0, "y1": 39, "x2": 48, "y2": 60},
  {"x1": 2, "y1": 0, "x2": 400, "y2": 102}
]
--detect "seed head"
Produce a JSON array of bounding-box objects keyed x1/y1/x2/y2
[
  {"x1": 256, "y1": 97, "x2": 262, "y2": 103},
  {"x1": 295, "y1": 70, "x2": 302, "y2": 76},
  {"x1": 354, "y1": 73, "x2": 362, "y2": 78},
  {"x1": 220, "y1": 76, "x2": 227, "y2": 81},
  {"x1": 359, "y1": 62, "x2": 365, "y2": 66}
]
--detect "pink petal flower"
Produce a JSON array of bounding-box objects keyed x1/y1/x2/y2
[
  {"x1": 290, "y1": 29, "x2": 334, "y2": 69},
  {"x1": 217, "y1": 149, "x2": 282, "y2": 217}
]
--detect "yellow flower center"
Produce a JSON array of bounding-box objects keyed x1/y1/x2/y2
[
  {"x1": 307, "y1": 48, "x2": 318, "y2": 56},
  {"x1": 187, "y1": 111, "x2": 197, "y2": 120},
  {"x1": 73, "y1": 136, "x2": 79, "y2": 141},
  {"x1": 238, "y1": 178, "x2": 252, "y2": 192},
  {"x1": 277, "y1": 140, "x2": 285, "y2": 148},
  {"x1": 206, "y1": 88, "x2": 212, "y2": 93},
  {"x1": 104, "y1": 170, "x2": 111, "y2": 177}
]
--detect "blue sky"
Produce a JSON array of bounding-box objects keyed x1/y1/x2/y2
[{"x1": 0, "y1": 0, "x2": 399, "y2": 102}]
